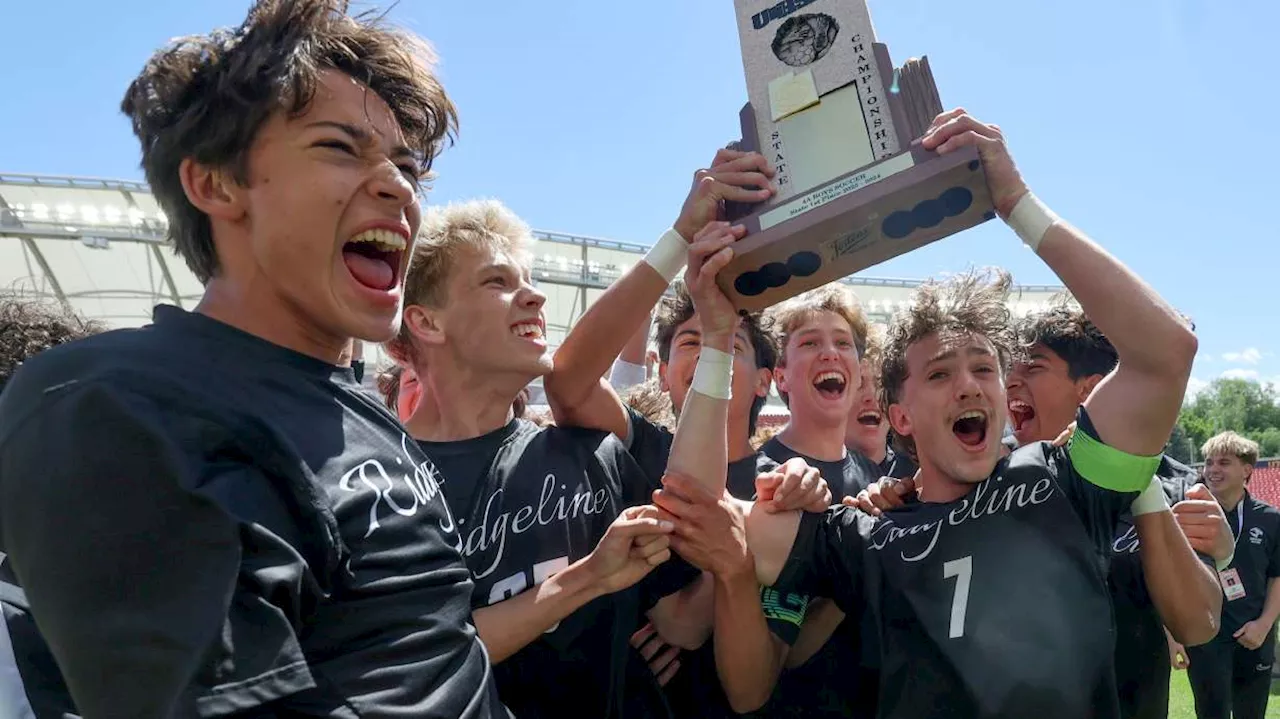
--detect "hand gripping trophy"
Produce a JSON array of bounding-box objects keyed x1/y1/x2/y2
[{"x1": 718, "y1": 0, "x2": 996, "y2": 310}]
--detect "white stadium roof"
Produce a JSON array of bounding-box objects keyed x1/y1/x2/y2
[{"x1": 1, "y1": 172, "x2": 1067, "y2": 378}]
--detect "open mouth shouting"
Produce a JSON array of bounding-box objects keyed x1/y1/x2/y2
[
  {"x1": 856, "y1": 409, "x2": 883, "y2": 427},
  {"x1": 952, "y1": 409, "x2": 990, "y2": 451},
  {"x1": 343, "y1": 224, "x2": 408, "y2": 296},
  {"x1": 812, "y1": 370, "x2": 848, "y2": 401},
  {"x1": 511, "y1": 318, "x2": 547, "y2": 348},
  {"x1": 1008, "y1": 399, "x2": 1036, "y2": 435}
]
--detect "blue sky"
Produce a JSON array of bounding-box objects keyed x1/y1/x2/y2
[{"x1": 1, "y1": 0, "x2": 1275, "y2": 398}]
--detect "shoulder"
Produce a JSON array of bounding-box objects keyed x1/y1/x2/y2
[{"x1": 1251, "y1": 495, "x2": 1280, "y2": 520}]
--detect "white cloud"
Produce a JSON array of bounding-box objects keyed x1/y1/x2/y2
[
  {"x1": 1221, "y1": 368, "x2": 1260, "y2": 380},
  {"x1": 1222, "y1": 347, "x2": 1264, "y2": 364},
  {"x1": 1184, "y1": 376, "x2": 1210, "y2": 401}
]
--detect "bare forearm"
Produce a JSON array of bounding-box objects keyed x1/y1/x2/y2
[
  {"x1": 545, "y1": 265, "x2": 669, "y2": 412},
  {"x1": 472, "y1": 558, "x2": 604, "y2": 663},
  {"x1": 784, "y1": 599, "x2": 844, "y2": 668},
  {"x1": 1033, "y1": 214, "x2": 1196, "y2": 380},
  {"x1": 667, "y1": 332, "x2": 733, "y2": 494},
  {"x1": 648, "y1": 574, "x2": 714, "y2": 650},
  {"x1": 619, "y1": 313, "x2": 653, "y2": 367},
  {"x1": 1136, "y1": 512, "x2": 1221, "y2": 646},
  {"x1": 1258, "y1": 577, "x2": 1280, "y2": 626},
  {"x1": 713, "y1": 570, "x2": 787, "y2": 713}
]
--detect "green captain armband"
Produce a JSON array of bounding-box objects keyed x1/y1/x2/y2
[{"x1": 1066, "y1": 426, "x2": 1162, "y2": 493}]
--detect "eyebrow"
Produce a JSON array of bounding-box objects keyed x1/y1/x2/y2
[
  {"x1": 306, "y1": 120, "x2": 415, "y2": 159},
  {"x1": 927, "y1": 346, "x2": 994, "y2": 365}
]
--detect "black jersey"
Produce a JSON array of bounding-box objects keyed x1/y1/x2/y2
[
  {"x1": 1216, "y1": 491, "x2": 1280, "y2": 640},
  {"x1": 1, "y1": 557, "x2": 79, "y2": 718},
  {"x1": 758, "y1": 436, "x2": 884, "y2": 719},
  {"x1": 1107, "y1": 456, "x2": 1198, "y2": 719},
  {"x1": 419, "y1": 418, "x2": 699, "y2": 719},
  {"x1": 761, "y1": 436, "x2": 882, "y2": 501},
  {"x1": 625, "y1": 409, "x2": 797, "y2": 718},
  {"x1": 881, "y1": 446, "x2": 917, "y2": 480},
  {"x1": 0, "y1": 306, "x2": 506, "y2": 718},
  {"x1": 774, "y1": 409, "x2": 1145, "y2": 719}
]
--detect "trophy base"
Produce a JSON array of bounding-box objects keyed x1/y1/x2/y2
[{"x1": 716, "y1": 143, "x2": 995, "y2": 312}]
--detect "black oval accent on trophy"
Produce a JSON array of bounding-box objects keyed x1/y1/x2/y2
[
  {"x1": 882, "y1": 210, "x2": 915, "y2": 239},
  {"x1": 939, "y1": 187, "x2": 973, "y2": 216},
  {"x1": 787, "y1": 251, "x2": 822, "y2": 277},
  {"x1": 983, "y1": 210, "x2": 996, "y2": 222},
  {"x1": 760, "y1": 262, "x2": 791, "y2": 288},
  {"x1": 911, "y1": 199, "x2": 945, "y2": 229},
  {"x1": 968, "y1": 159, "x2": 980, "y2": 172},
  {"x1": 734, "y1": 271, "x2": 766, "y2": 297}
]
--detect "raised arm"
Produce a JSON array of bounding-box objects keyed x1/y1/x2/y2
[
  {"x1": 923, "y1": 110, "x2": 1197, "y2": 455},
  {"x1": 544, "y1": 150, "x2": 774, "y2": 439}
]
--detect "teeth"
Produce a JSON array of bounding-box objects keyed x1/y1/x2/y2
[
  {"x1": 814, "y1": 371, "x2": 845, "y2": 384},
  {"x1": 348, "y1": 228, "x2": 407, "y2": 251},
  {"x1": 1009, "y1": 400, "x2": 1031, "y2": 411},
  {"x1": 957, "y1": 410, "x2": 985, "y2": 421},
  {"x1": 511, "y1": 323, "x2": 543, "y2": 339},
  {"x1": 858, "y1": 411, "x2": 881, "y2": 420}
]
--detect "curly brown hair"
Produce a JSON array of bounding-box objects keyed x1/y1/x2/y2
[
  {"x1": 0, "y1": 295, "x2": 103, "y2": 389},
  {"x1": 620, "y1": 378, "x2": 678, "y2": 432},
  {"x1": 1014, "y1": 300, "x2": 1117, "y2": 380},
  {"x1": 121, "y1": 0, "x2": 458, "y2": 283},
  {"x1": 879, "y1": 269, "x2": 1014, "y2": 458}
]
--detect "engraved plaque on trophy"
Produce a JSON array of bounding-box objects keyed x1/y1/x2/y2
[{"x1": 718, "y1": 0, "x2": 996, "y2": 311}]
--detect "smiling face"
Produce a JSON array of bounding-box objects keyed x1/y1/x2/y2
[
  {"x1": 846, "y1": 361, "x2": 888, "y2": 458},
  {"x1": 420, "y1": 242, "x2": 551, "y2": 383},
  {"x1": 890, "y1": 332, "x2": 1007, "y2": 487},
  {"x1": 1202, "y1": 453, "x2": 1251, "y2": 500},
  {"x1": 1006, "y1": 343, "x2": 1099, "y2": 446},
  {"x1": 659, "y1": 312, "x2": 772, "y2": 429},
  {"x1": 775, "y1": 310, "x2": 861, "y2": 426},
  {"x1": 210, "y1": 69, "x2": 421, "y2": 346}
]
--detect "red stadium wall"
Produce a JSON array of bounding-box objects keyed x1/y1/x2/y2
[{"x1": 1248, "y1": 460, "x2": 1280, "y2": 507}]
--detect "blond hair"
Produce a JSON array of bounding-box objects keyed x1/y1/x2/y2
[
  {"x1": 768, "y1": 283, "x2": 870, "y2": 364},
  {"x1": 393, "y1": 199, "x2": 533, "y2": 353},
  {"x1": 1201, "y1": 431, "x2": 1260, "y2": 467}
]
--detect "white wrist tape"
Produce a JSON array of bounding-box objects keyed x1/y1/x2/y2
[
  {"x1": 1215, "y1": 551, "x2": 1235, "y2": 573},
  {"x1": 642, "y1": 228, "x2": 686, "y2": 284},
  {"x1": 691, "y1": 346, "x2": 733, "y2": 400},
  {"x1": 1130, "y1": 477, "x2": 1171, "y2": 517},
  {"x1": 1007, "y1": 192, "x2": 1060, "y2": 253}
]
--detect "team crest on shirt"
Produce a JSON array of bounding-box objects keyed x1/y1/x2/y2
[{"x1": 1250, "y1": 527, "x2": 1264, "y2": 545}]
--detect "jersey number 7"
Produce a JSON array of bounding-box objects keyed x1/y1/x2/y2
[{"x1": 943, "y1": 556, "x2": 972, "y2": 639}]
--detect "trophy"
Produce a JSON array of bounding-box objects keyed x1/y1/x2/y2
[{"x1": 717, "y1": 0, "x2": 996, "y2": 311}]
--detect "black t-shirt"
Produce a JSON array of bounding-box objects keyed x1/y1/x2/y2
[
  {"x1": 774, "y1": 409, "x2": 1141, "y2": 719},
  {"x1": 881, "y1": 446, "x2": 917, "y2": 480},
  {"x1": 1, "y1": 557, "x2": 80, "y2": 718},
  {"x1": 417, "y1": 418, "x2": 699, "y2": 718},
  {"x1": 761, "y1": 436, "x2": 882, "y2": 501},
  {"x1": 625, "y1": 411, "x2": 798, "y2": 718},
  {"x1": 0, "y1": 306, "x2": 507, "y2": 718},
  {"x1": 1107, "y1": 456, "x2": 1198, "y2": 718},
  {"x1": 759, "y1": 436, "x2": 884, "y2": 719},
  {"x1": 1217, "y1": 491, "x2": 1280, "y2": 639}
]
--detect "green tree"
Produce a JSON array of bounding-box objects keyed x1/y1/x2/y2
[{"x1": 1177, "y1": 378, "x2": 1280, "y2": 461}]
